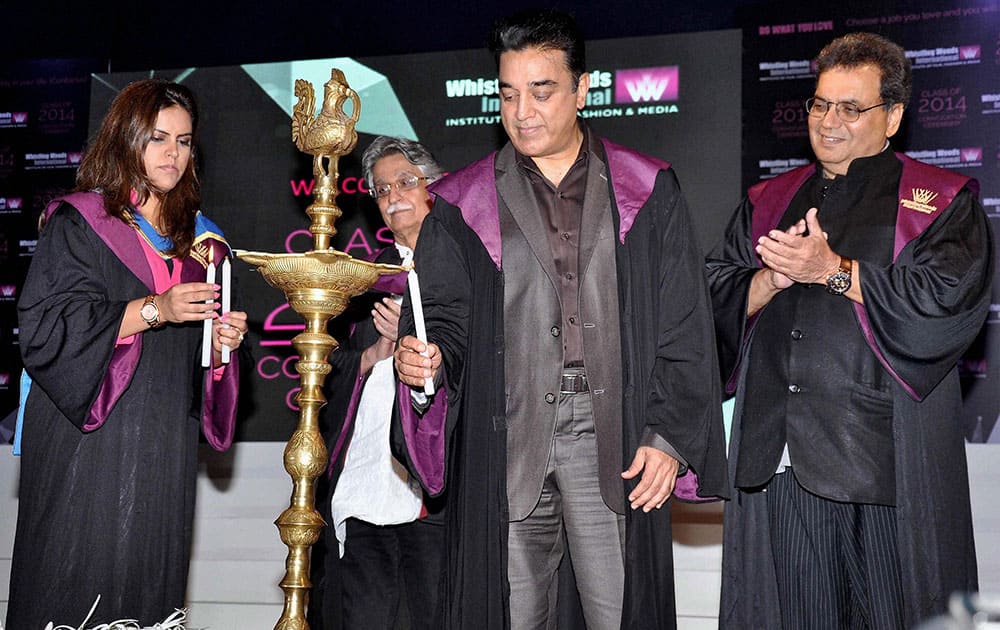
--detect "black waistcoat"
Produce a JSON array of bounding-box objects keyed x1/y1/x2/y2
[{"x1": 737, "y1": 150, "x2": 902, "y2": 505}]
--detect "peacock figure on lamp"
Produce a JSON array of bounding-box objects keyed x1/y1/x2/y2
[{"x1": 237, "y1": 68, "x2": 403, "y2": 630}]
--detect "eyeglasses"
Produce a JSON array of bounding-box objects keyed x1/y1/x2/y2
[
  {"x1": 369, "y1": 174, "x2": 432, "y2": 199},
  {"x1": 805, "y1": 97, "x2": 887, "y2": 122}
]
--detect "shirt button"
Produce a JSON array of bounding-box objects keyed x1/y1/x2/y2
[
  {"x1": 561, "y1": 232, "x2": 571, "y2": 240},
  {"x1": 568, "y1": 316, "x2": 577, "y2": 325},
  {"x1": 788, "y1": 384, "x2": 801, "y2": 394},
  {"x1": 791, "y1": 329, "x2": 803, "y2": 340},
  {"x1": 550, "y1": 325, "x2": 561, "y2": 337},
  {"x1": 565, "y1": 272, "x2": 574, "y2": 280},
  {"x1": 545, "y1": 392, "x2": 556, "y2": 404}
]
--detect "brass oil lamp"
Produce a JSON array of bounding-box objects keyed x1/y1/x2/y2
[{"x1": 237, "y1": 68, "x2": 403, "y2": 629}]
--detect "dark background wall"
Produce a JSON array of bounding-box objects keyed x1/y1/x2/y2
[{"x1": 4, "y1": 0, "x2": 943, "y2": 71}]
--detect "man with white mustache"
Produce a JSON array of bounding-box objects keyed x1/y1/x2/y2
[{"x1": 311, "y1": 136, "x2": 445, "y2": 630}]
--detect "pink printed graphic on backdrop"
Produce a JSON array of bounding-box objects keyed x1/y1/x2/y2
[
  {"x1": 959, "y1": 46, "x2": 981, "y2": 60},
  {"x1": 615, "y1": 67, "x2": 679, "y2": 103},
  {"x1": 962, "y1": 147, "x2": 982, "y2": 162}
]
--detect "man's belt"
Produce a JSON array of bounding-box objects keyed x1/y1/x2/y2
[{"x1": 559, "y1": 372, "x2": 589, "y2": 394}]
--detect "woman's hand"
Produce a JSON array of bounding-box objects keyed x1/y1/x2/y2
[
  {"x1": 157, "y1": 282, "x2": 218, "y2": 323},
  {"x1": 119, "y1": 282, "x2": 219, "y2": 339},
  {"x1": 213, "y1": 311, "x2": 249, "y2": 353}
]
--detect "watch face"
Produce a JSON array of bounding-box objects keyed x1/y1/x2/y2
[
  {"x1": 826, "y1": 271, "x2": 851, "y2": 295},
  {"x1": 141, "y1": 302, "x2": 158, "y2": 321}
]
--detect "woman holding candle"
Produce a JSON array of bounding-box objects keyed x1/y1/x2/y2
[{"x1": 6, "y1": 79, "x2": 247, "y2": 628}]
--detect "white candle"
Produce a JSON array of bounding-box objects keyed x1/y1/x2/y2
[
  {"x1": 201, "y1": 249, "x2": 216, "y2": 368},
  {"x1": 220, "y1": 256, "x2": 232, "y2": 364},
  {"x1": 406, "y1": 269, "x2": 435, "y2": 396}
]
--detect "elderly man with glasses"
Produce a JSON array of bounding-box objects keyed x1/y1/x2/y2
[
  {"x1": 708, "y1": 32, "x2": 993, "y2": 630},
  {"x1": 310, "y1": 135, "x2": 446, "y2": 630}
]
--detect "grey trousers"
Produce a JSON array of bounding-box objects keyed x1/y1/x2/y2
[{"x1": 507, "y1": 391, "x2": 626, "y2": 630}]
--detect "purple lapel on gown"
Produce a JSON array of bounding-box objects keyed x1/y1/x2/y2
[
  {"x1": 600, "y1": 138, "x2": 671, "y2": 243},
  {"x1": 47, "y1": 193, "x2": 237, "y2": 448},
  {"x1": 198, "y1": 238, "x2": 238, "y2": 451},
  {"x1": 851, "y1": 154, "x2": 974, "y2": 400},
  {"x1": 428, "y1": 152, "x2": 503, "y2": 269},
  {"x1": 396, "y1": 373, "x2": 448, "y2": 496},
  {"x1": 48, "y1": 192, "x2": 150, "y2": 432},
  {"x1": 747, "y1": 155, "x2": 975, "y2": 399},
  {"x1": 748, "y1": 164, "x2": 816, "y2": 261},
  {"x1": 428, "y1": 139, "x2": 672, "y2": 269}
]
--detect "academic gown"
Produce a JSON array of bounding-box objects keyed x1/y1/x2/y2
[
  {"x1": 310, "y1": 246, "x2": 405, "y2": 630},
  {"x1": 7, "y1": 193, "x2": 238, "y2": 628},
  {"x1": 707, "y1": 155, "x2": 993, "y2": 629},
  {"x1": 392, "y1": 139, "x2": 729, "y2": 630},
  {"x1": 310, "y1": 247, "x2": 445, "y2": 630}
]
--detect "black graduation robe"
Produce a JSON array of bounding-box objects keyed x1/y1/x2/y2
[
  {"x1": 706, "y1": 154, "x2": 993, "y2": 629},
  {"x1": 392, "y1": 139, "x2": 729, "y2": 630},
  {"x1": 7, "y1": 193, "x2": 238, "y2": 628},
  {"x1": 310, "y1": 246, "x2": 445, "y2": 630}
]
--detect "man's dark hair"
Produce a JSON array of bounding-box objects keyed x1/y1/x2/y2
[
  {"x1": 487, "y1": 9, "x2": 586, "y2": 87},
  {"x1": 815, "y1": 32, "x2": 912, "y2": 107}
]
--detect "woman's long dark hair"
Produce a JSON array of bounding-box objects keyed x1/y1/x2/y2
[{"x1": 76, "y1": 79, "x2": 200, "y2": 257}]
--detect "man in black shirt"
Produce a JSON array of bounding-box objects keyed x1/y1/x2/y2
[
  {"x1": 708, "y1": 32, "x2": 992, "y2": 630},
  {"x1": 394, "y1": 9, "x2": 728, "y2": 630}
]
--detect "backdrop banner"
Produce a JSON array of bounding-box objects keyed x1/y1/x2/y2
[{"x1": 0, "y1": 59, "x2": 99, "y2": 428}]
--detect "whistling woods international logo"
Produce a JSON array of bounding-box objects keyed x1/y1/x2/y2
[
  {"x1": 442, "y1": 65, "x2": 681, "y2": 126},
  {"x1": 23, "y1": 151, "x2": 82, "y2": 170},
  {"x1": 757, "y1": 157, "x2": 811, "y2": 180},
  {"x1": 906, "y1": 147, "x2": 983, "y2": 168},
  {"x1": 960, "y1": 46, "x2": 981, "y2": 60},
  {"x1": 0, "y1": 112, "x2": 28, "y2": 128},
  {"x1": 907, "y1": 45, "x2": 981, "y2": 68},
  {"x1": 614, "y1": 67, "x2": 678, "y2": 103},
  {"x1": 0, "y1": 197, "x2": 22, "y2": 213},
  {"x1": 0, "y1": 284, "x2": 16, "y2": 299},
  {"x1": 758, "y1": 59, "x2": 814, "y2": 81},
  {"x1": 962, "y1": 147, "x2": 983, "y2": 163},
  {"x1": 981, "y1": 93, "x2": 1000, "y2": 115}
]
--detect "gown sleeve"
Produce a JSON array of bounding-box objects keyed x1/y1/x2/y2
[
  {"x1": 393, "y1": 200, "x2": 473, "y2": 497},
  {"x1": 17, "y1": 203, "x2": 138, "y2": 429},
  {"x1": 857, "y1": 189, "x2": 994, "y2": 399},
  {"x1": 705, "y1": 196, "x2": 761, "y2": 393},
  {"x1": 641, "y1": 170, "x2": 727, "y2": 498}
]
